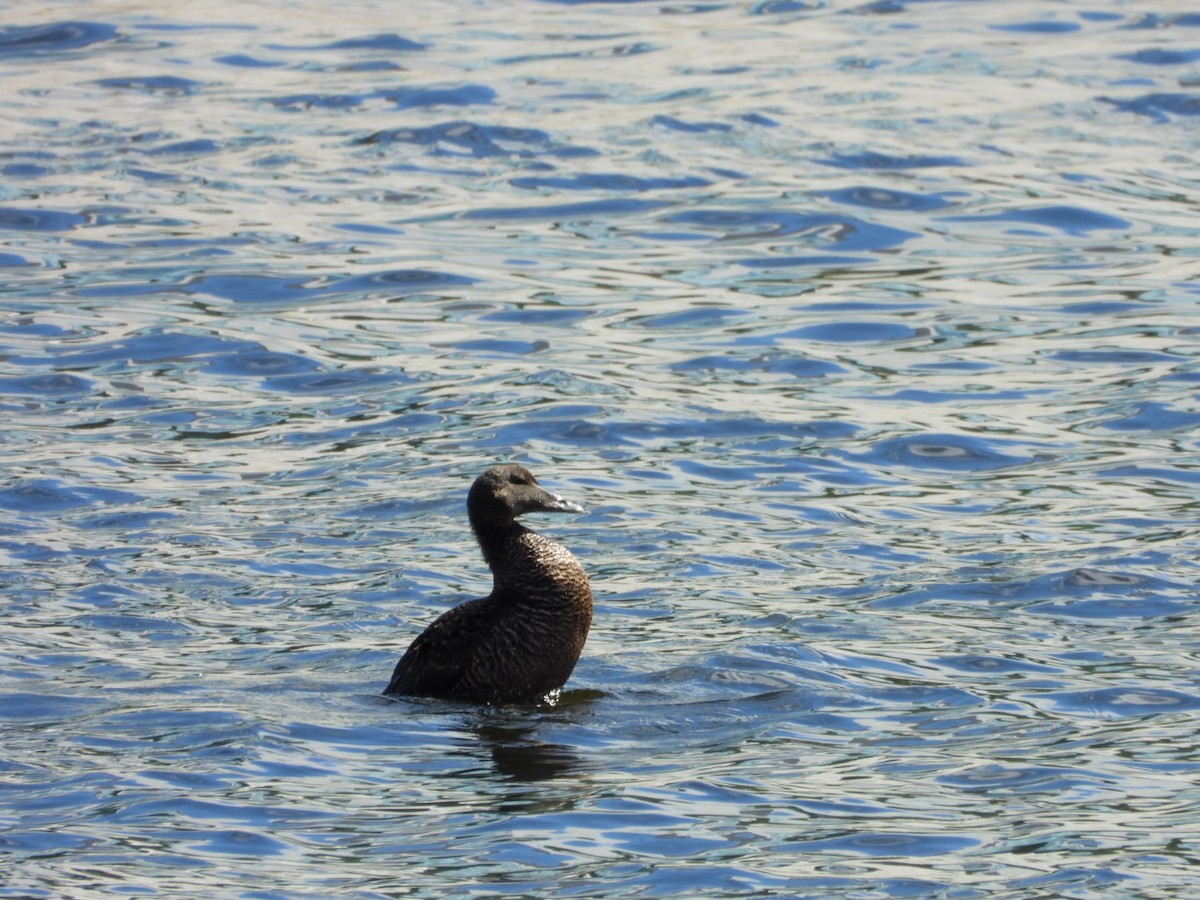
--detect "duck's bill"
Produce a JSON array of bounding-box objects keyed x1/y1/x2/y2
[{"x1": 539, "y1": 492, "x2": 585, "y2": 514}]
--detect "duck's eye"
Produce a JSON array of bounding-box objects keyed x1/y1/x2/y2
[{"x1": 508, "y1": 471, "x2": 533, "y2": 485}]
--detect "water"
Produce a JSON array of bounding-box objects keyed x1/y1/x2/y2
[{"x1": 2, "y1": 1, "x2": 1199, "y2": 897}]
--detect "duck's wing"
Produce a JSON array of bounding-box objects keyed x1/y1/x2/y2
[{"x1": 383, "y1": 597, "x2": 494, "y2": 698}]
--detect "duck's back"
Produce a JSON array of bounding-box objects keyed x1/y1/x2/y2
[{"x1": 383, "y1": 596, "x2": 496, "y2": 699}]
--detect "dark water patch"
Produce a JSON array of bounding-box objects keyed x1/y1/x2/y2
[
  {"x1": 933, "y1": 655, "x2": 1060, "y2": 675},
  {"x1": 1094, "y1": 464, "x2": 1200, "y2": 486},
  {"x1": 92, "y1": 75, "x2": 202, "y2": 94},
  {"x1": 817, "y1": 151, "x2": 968, "y2": 169},
  {"x1": 279, "y1": 719, "x2": 430, "y2": 751},
  {"x1": 851, "y1": 0, "x2": 907, "y2": 13},
  {"x1": 873, "y1": 567, "x2": 1182, "y2": 611},
  {"x1": 783, "y1": 322, "x2": 920, "y2": 343},
  {"x1": 0, "y1": 479, "x2": 140, "y2": 514},
  {"x1": 185, "y1": 828, "x2": 292, "y2": 856},
  {"x1": 308, "y1": 268, "x2": 476, "y2": 295},
  {"x1": 77, "y1": 510, "x2": 177, "y2": 531},
  {"x1": 72, "y1": 614, "x2": 192, "y2": 638},
  {"x1": 672, "y1": 351, "x2": 844, "y2": 378},
  {"x1": 539, "y1": 0, "x2": 663, "y2": 4},
  {"x1": 107, "y1": 795, "x2": 328, "y2": 830},
  {"x1": 483, "y1": 412, "x2": 855, "y2": 450},
  {"x1": 736, "y1": 252, "x2": 877, "y2": 269},
  {"x1": 0, "y1": 21, "x2": 118, "y2": 56},
  {"x1": 451, "y1": 338, "x2": 548, "y2": 355},
  {"x1": 510, "y1": 172, "x2": 711, "y2": 191},
  {"x1": 1163, "y1": 368, "x2": 1200, "y2": 384},
  {"x1": 3, "y1": 162, "x2": 51, "y2": 178},
  {"x1": 359, "y1": 120, "x2": 596, "y2": 159},
  {"x1": 634, "y1": 229, "x2": 710, "y2": 242},
  {"x1": 1117, "y1": 48, "x2": 1200, "y2": 65},
  {"x1": 262, "y1": 368, "x2": 411, "y2": 396},
  {"x1": 93, "y1": 708, "x2": 257, "y2": 745},
  {"x1": 0, "y1": 372, "x2": 92, "y2": 397},
  {"x1": 0, "y1": 318, "x2": 94, "y2": 339},
  {"x1": 271, "y1": 92, "x2": 367, "y2": 110},
  {"x1": 67, "y1": 584, "x2": 147, "y2": 611},
  {"x1": 385, "y1": 84, "x2": 496, "y2": 109},
  {"x1": 0, "y1": 207, "x2": 87, "y2": 231},
  {"x1": 141, "y1": 138, "x2": 221, "y2": 157},
  {"x1": 1095, "y1": 401, "x2": 1200, "y2": 432},
  {"x1": 278, "y1": 411, "x2": 443, "y2": 448},
  {"x1": 481, "y1": 307, "x2": 592, "y2": 325},
  {"x1": 859, "y1": 681, "x2": 983, "y2": 710},
  {"x1": 1009, "y1": 868, "x2": 1136, "y2": 895},
  {"x1": 1057, "y1": 299, "x2": 1147, "y2": 315},
  {"x1": 1098, "y1": 92, "x2": 1200, "y2": 122},
  {"x1": 23, "y1": 330, "x2": 259, "y2": 368},
  {"x1": 883, "y1": 388, "x2": 1032, "y2": 403},
  {"x1": 0, "y1": 692, "x2": 104, "y2": 722},
  {"x1": 0, "y1": 832, "x2": 101, "y2": 862},
  {"x1": 75, "y1": 269, "x2": 473, "y2": 307},
  {"x1": 332, "y1": 221, "x2": 403, "y2": 235},
  {"x1": 650, "y1": 114, "x2": 732, "y2": 133},
  {"x1": 751, "y1": 0, "x2": 822, "y2": 13},
  {"x1": 819, "y1": 185, "x2": 955, "y2": 212},
  {"x1": 1027, "y1": 595, "x2": 1191, "y2": 619},
  {"x1": 1049, "y1": 348, "x2": 1182, "y2": 364},
  {"x1": 938, "y1": 764, "x2": 1103, "y2": 794},
  {"x1": 755, "y1": 455, "x2": 883, "y2": 489},
  {"x1": 665, "y1": 209, "x2": 918, "y2": 250},
  {"x1": 0, "y1": 538, "x2": 72, "y2": 564},
  {"x1": 339, "y1": 60, "x2": 407, "y2": 73},
  {"x1": 782, "y1": 832, "x2": 980, "y2": 857},
  {"x1": 1034, "y1": 686, "x2": 1200, "y2": 717},
  {"x1": 1051, "y1": 567, "x2": 1180, "y2": 592},
  {"x1": 266, "y1": 33, "x2": 425, "y2": 53},
  {"x1": 630, "y1": 307, "x2": 750, "y2": 330},
  {"x1": 273, "y1": 84, "x2": 494, "y2": 111},
  {"x1": 847, "y1": 433, "x2": 1036, "y2": 472},
  {"x1": 463, "y1": 198, "x2": 669, "y2": 220},
  {"x1": 202, "y1": 349, "x2": 322, "y2": 378},
  {"x1": 911, "y1": 360, "x2": 994, "y2": 372},
  {"x1": 940, "y1": 204, "x2": 1129, "y2": 235},
  {"x1": 990, "y1": 21, "x2": 1081, "y2": 34},
  {"x1": 125, "y1": 166, "x2": 187, "y2": 183},
  {"x1": 214, "y1": 53, "x2": 285, "y2": 68},
  {"x1": 334, "y1": 494, "x2": 450, "y2": 522},
  {"x1": 678, "y1": 461, "x2": 759, "y2": 484}
]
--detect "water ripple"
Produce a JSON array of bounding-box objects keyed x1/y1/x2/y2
[{"x1": 3, "y1": 2, "x2": 1199, "y2": 897}]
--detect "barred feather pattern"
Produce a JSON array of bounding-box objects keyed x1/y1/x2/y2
[{"x1": 384, "y1": 524, "x2": 593, "y2": 705}]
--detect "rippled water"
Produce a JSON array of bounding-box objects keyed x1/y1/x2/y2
[{"x1": 3, "y1": 1, "x2": 1199, "y2": 897}]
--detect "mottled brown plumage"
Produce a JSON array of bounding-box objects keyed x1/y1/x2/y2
[{"x1": 383, "y1": 464, "x2": 593, "y2": 705}]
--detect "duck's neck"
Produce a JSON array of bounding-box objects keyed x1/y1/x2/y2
[
  {"x1": 473, "y1": 519, "x2": 587, "y2": 605},
  {"x1": 472, "y1": 518, "x2": 527, "y2": 574}
]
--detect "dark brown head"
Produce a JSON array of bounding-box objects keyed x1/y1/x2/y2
[{"x1": 467, "y1": 464, "x2": 584, "y2": 532}]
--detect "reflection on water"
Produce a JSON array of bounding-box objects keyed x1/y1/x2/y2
[
  {"x1": 475, "y1": 720, "x2": 592, "y2": 784},
  {"x1": 3, "y1": 1, "x2": 1200, "y2": 897}
]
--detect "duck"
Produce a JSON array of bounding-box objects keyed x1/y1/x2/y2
[{"x1": 383, "y1": 464, "x2": 593, "y2": 705}]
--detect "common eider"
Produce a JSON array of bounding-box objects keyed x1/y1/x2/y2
[{"x1": 383, "y1": 464, "x2": 593, "y2": 705}]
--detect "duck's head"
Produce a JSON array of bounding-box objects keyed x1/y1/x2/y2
[{"x1": 468, "y1": 464, "x2": 584, "y2": 527}]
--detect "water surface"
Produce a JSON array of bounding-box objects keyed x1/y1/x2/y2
[{"x1": 2, "y1": 1, "x2": 1199, "y2": 897}]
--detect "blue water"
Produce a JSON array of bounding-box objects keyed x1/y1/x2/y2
[{"x1": 2, "y1": 2, "x2": 1199, "y2": 897}]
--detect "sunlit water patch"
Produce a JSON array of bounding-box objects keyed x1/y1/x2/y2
[{"x1": 2, "y1": 1, "x2": 1199, "y2": 898}]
